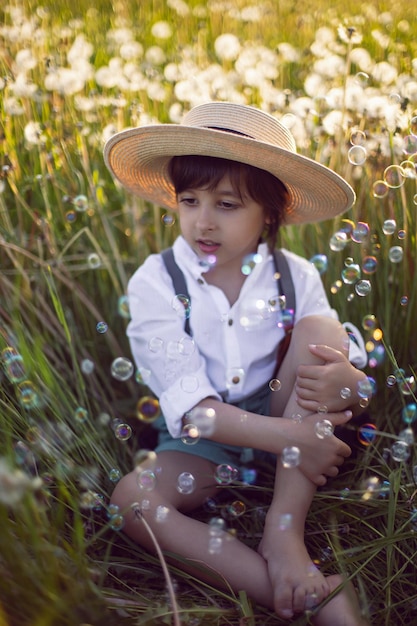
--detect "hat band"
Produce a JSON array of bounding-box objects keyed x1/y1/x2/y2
[{"x1": 205, "y1": 126, "x2": 252, "y2": 139}]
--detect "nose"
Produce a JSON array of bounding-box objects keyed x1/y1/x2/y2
[{"x1": 196, "y1": 205, "x2": 215, "y2": 231}]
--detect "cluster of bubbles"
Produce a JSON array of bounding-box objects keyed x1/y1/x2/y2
[{"x1": 1, "y1": 346, "x2": 42, "y2": 410}]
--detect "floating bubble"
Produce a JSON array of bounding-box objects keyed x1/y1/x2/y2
[
  {"x1": 372, "y1": 180, "x2": 389, "y2": 198},
  {"x1": 341, "y1": 264, "x2": 361, "y2": 284},
  {"x1": 330, "y1": 280, "x2": 343, "y2": 294},
  {"x1": 386, "y1": 374, "x2": 397, "y2": 387},
  {"x1": 361, "y1": 476, "x2": 380, "y2": 500},
  {"x1": 350, "y1": 129, "x2": 366, "y2": 146},
  {"x1": 355, "y1": 279, "x2": 372, "y2": 297},
  {"x1": 109, "y1": 513, "x2": 125, "y2": 531},
  {"x1": 314, "y1": 420, "x2": 334, "y2": 439},
  {"x1": 73, "y1": 194, "x2": 88, "y2": 212},
  {"x1": 340, "y1": 387, "x2": 352, "y2": 400},
  {"x1": 65, "y1": 210, "x2": 77, "y2": 222},
  {"x1": 180, "y1": 375, "x2": 199, "y2": 393},
  {"x1": 87, "y1": 252, "x2": 101, "y2": 269},
  {"x1": 309, "y1": 254, "x2": 328, "y2": 274},
  {"x1": 148, "y1": 337, "x2": 164, "y2": 352},
  {"x1": 241, "y1": 252, "x2": 263, "y2": 275},
  {"x1": 155, "y1": 504, "x2": 169, "y2": 522},
  {"x1": 3, "y1": 353, "x2": 26, "y2": 383},
  {"x1": 114, "y1": 423, "x2": 132, "y2": 441},
  {"x1": 344, "y1": 257, "x2": 354, "y2": 267},
  {"x1": 358, "y1": 377, "x2": 375, "y2": 399},
  {"x1": 281, "y1": 446, "x2": 301, "y2": 468},
  {"x1": 240, "y1": 467, "x2": 257, "y2": 484},
  {"x1": 348, "y1": 145, "x2": 367, "y2": 165},
  {"x1": 317, "y1": 405, "x2": 328, "y2": 414},
  {"x1": 384, "y1": 165, "x2": 405, "y2": 188},
  {"x1": 185, "y1": 407, "x2": 216, "y2": 437},
  {"x1": 402, "y1": 404, "x2": 417, "y2": 425},
  {"x1": 108, "y1": 468, "x2": 122, "y2": 482},
  {"x1": 362, "y1": 315, "x2": 376, "y2": 332},
  {"x1": 96, "y1": 321, "x2": 108, "y2": 334},
  {"x1": 118, "y1": 295, "x2": 130, "y2": 318},
  {"x1": 79, "y1": 490, "x2": 100, "y2": 510},
  {"x1": 290, "y1": 413, "x2": 303, "y2": 423},
  {"x1": 357, "y1": 423, "x2": 377, "y2": 446},
  {"x1": 136, "y1": 396, "x2": 160, "y2": 423},
  {"x1": 180, "y1": 423, "x2": 200, "y2": 445},
  {"x1": 81, "y1": 359, "x2": 94, "y2": 374},
  {"x1": 414, "y1": 194, "x2": 417, "y2": 205},
  {"x1": 135, "y1": 367, "x2": 151, "y2": 384},
  {"x1": 111, "y1": 356, "x2": 134, "y2": 381},
  {"x1": 388, "y1": 246, "x2": 403, "y2": 263},
  {"x1": 354, "y1": 72, "x2": 369, "y2": 87},
  {"x1": 410, "y1": 115, "x2": 417, "y2": 137},
  {"x1": 74, "y1": 407, "x2": 88, "y2": 423},
  {"x1": 138, "y1": 468, "x2": 157, "y2": 491},
  {"x1": 178, "y1": 336, "x2": 195, "y2": 356},
  {"x1": 382, "y1": 219, "x2": 396, "y2": 235},
  {"x1": 208, "y1": 536, "x2": 223, "y2": 554},
  {"x1": 177, "y1": 472, "x2": 196, "y2": 494},
  {"x1": 398, "y1": 376, "x2": 416, "y2": 396},
  {"x1": 362, "y1": 256, "x2": 377, "y2": 274},
  {"x1": 215, "y1": 464, "x2": 238, "y2": 485},
  {"x1": 329, "y1": 231, "x2": 348, "y2": 251},
  {"x1": 351, "y1": 222, "x2": 369, "y2": 243},
  {"x1": 161, "y1": 213, "x2": 175, "y2": 226},
  {"x1": 397, "y1": 229, "x2": 406, "y2": 239},
  {"x1": 400, "y1": 160, "x2": 417, "y2": 178},
  {"x1": 402, "y1": 135, "x2": 417, "y2": 156},
  {"x1": 227, "y1": 500, "x2": 246, "y2": 517},
  {"x1": 17, "y1": 381, "x2": 39, "y2": 409},
  {"x1": 209, "y1": 517, "x2": 226, "y2": 536},
  {"x1": 171, "y1": 294, "x2": 191, "y2": 319},
  {"x1": 269, "y1": 378, "x2": 282, "y2": 391},
  {"x1": 339, "y1": 219, "x2": 355, "y2": 237},
  {"x1": 367, "y1": 343, "x2": 385, "y2": 368},
  {"x1": 391, "y1": 440, "x2": 410, "y2": 462},
  {"x1": 400, "y1": 295, "x2": 409, "y2": 306},
  {"x1": 106, "y1": 503, "x2": 120, "y2": 518},
  {"x1": 278, "y1": 513, "x2": 293, "y2": 530}
]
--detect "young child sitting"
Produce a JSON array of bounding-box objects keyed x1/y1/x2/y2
[{"x1": 104, "y1": 102, "x2": 370, "y2": 624}]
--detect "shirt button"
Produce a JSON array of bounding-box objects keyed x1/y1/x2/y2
[
  {"x1": 232, "y1": 376, "x2": 240, "y2": 384},
  {"x1": 197, "y1": 278, "x2": 204, "y2": 285},
  {"x1": 228, "y1": 319, "x2": 233, "y2": 326}
]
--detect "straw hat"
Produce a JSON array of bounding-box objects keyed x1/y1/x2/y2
[{"x1": 103, "y1": 101, "x2": 355, "y2": 225}]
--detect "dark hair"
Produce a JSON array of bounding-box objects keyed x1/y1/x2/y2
[{"x1": 168, "y1": 155, "x2": 289, "y2": 249}]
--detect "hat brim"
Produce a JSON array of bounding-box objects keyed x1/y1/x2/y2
[{"x1": 104, "y1": 125, "x2": 355, "y2": 225}]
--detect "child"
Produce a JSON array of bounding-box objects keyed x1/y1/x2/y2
[{"x1": 104, "y1": 102, "x2": 369, "y2": 624}]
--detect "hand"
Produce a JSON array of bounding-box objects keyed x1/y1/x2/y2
[
  {"x1": 283, "y1": 410, "x2": 352, "y2": 486},
  {"x1": 295, "y1": 344, "x2": 362, "y2": 413}
]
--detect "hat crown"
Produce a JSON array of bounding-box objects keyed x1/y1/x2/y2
[{"x1": 182, "y1": 102, "x2": 296, "y2": 153}]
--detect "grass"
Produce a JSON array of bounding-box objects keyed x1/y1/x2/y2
[{"x1": 1, "y1": 0, "x2": 417, "y2": 624}]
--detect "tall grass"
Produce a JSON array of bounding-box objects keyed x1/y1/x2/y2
[{"x1": 1, "y1": 0, "x2": 417, "y2": 624}]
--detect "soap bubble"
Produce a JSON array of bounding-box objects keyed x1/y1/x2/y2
[
  {"x1": 329, "y1": 231, "x2": 348, "y2": 251},
  {"x1": 148, "y1": 337, "x2": 164, "y2": 352},
  {"x1": 118, "y1": 295, "x2": 130, "y2": 318},
  {"x1": 96, "y1": 321, "x2": 108, "y2": 334},
  {"x1": 382, "y1": 219, "x2": 396, "y2": 235},
  {"x1": 309, "y1": 254, "x2": 328, "y2": 274},
  {"x1": 136, "y1": 396, "x2": 160, "y2": 422},
  {"x1": 161, "y1": 213, "x2": 175, "y2": 226},
  {"x1": 209, "y1": 517, "x2": 226, "y2": 536},
  {"x1": 348, "y1": 145, "x2": 367, "y2": 165},
  {"x1": 357, "y1": 423, "x2": 377, "y2": 446},
  {"x1": 402, "y1": 135, "x2": 417, "y2": 156},
  {"x1": 179, "y1": 423, "x2": 201, "y2": 445},
  {"x1": 400, "y1": 296, "x2": 409, "y2": 306},
  {"x1": 114, "y1": 423, "x2": 132, "y2": 441},
  {"x1": 386, "y1": 374, "x2": 397, "y2": 387},
  {"x1": 73, "y1": 194, "x2": 88, "y2": 212},
  {"x1": 155, "y1": 505, "x2": 169, "y2": 522},
  {"x1": 269, "y1": 378, "x2": 282, "y2": 391},
  {"x1": 180, "y1": 375, "x2": 199, "y2": 393},
  {"x1": 341, "y1": 264, "x2": 361, "y2": 284},
  {"x1": 362, "y1": 314, "x2": 377, "y2": 331},
  {"x1": 388, "y1": 246, "x2": 403, "y2": 263},
  {"x1": 137, "y1": 469, "x2": 157, "y2": 491},
  {"x1": 355, "y1": 280, "x2": 372, "y2": 297},
  {"x1": 185, "y1": 407, "x2": 216, "y2": 437},
  {"x1": 177, "y1": 472, "x2": 196, "y2": 494},
  {"x1": 17, "y1": 381, "x2": 40, "y2": 409},
  {"x1": 354, "y1": 72, "x2": 369, "y2": 86},
  {"x1": 81, "y1": 359, "x2": 94, "y2": 374},
  {"x1": 3, "y1": 352, "x2": 26, "y2": 383},
  {"x1": 227, "y1": 500, "x2": 246, "y2": 517},
  {"x1": 241, "y1": 252, "x2": 263, "y2": 275},
  {"x1": 108, "y1": 468, "x2": 122, "y2": 482},
  {"x1": 372, "y1": 180, "x2": 389, "y2": 198},
  {"x1": 109, "y1": 513, "x2": 125, "y2": 531},
  {"x1": 208, "y1": 536, "x2": 223, "y2": 554},
  {"x1": 74, "y1": 407, "x2": 88, "y2": 423},
  {"x1": 362, "y1": 256, "x2": 377, "y2": 274},
  {"x1": 390, "y1": 440, "x2": 410, "y2": 462},
  {"x1": 398, "y1": 376, "x2": 416, "y2": 396},
  {"x1": 172, "y1": 294, "x2": 191, "y2": 319},
  {"x1": 384, "y1": 165, "x2": 405, "y2": 188},
  {"x1": 281, "y1": 446, "x2": 301, "y2": 468},
  {"x1": 351, "y1": 222, "x2": 369, "y2": 243},
  {"x1": 111, "y1": 357, "x2": 134, "y2": 381},
  {"x1": 357, "y1": 377, "x2": 374, "y2": 399},
  {"x1": 361, "y1": 476, "x2": 380, "y2": 500},
  {"x1": 278, "y1": 513, "x2": 293, "y2": 530},
  {"x1": 87, "y1": 253, "x2": 101, "y2": 269},
  {"x1": 340, "y1": 387, "x2": 352, "y2": 399},
  {"x1": 215, "y1": 464, "x2": 238, "y2": 484},
  {"x1": 314, "y1": 420, "x2": 334, "y2": 439},
  {"x1": 350, "y1": 129, "x2": 366, "y2": 145}
]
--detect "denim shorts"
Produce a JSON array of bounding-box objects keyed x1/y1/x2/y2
[{"x1": 154, "y1": 383, "x2": 276, "y2": 471}]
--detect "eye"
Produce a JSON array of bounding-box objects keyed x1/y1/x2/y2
[
  {"x1": 178, "y1": 195, "x2": 198, "y2": 206},
  {"x1": 219, "y1": 200, "x2": 239, "y2": 210}
]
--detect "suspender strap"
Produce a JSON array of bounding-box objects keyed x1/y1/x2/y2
[
  {"x1": 161, "y1": 247, "x2": 296, "y2": 363},
  {"x1": 161, "y1": 247, "x2": 192, "y2": 335}
]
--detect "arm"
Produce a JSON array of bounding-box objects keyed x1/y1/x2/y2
[
  {"x1": 186, "y1": 397, "x2": 353, "y2": 487},
  {"x1": 295, "y1": 344, "x2": 370, "y2": 416}
]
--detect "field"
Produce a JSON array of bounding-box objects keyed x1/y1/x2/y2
[{"x1": 1, "y1": 0, "x2": 417, "y2": 624}]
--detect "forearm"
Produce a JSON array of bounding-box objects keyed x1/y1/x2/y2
[{"x1": 187, "y1": 398, "x2": 291, "y2": 455}]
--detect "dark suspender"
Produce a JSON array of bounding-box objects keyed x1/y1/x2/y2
[{"x1": 161, "y1": 247, "x2": 296, "y2": 364}]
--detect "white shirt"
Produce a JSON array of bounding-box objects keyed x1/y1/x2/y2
[{"x1": 127, "y1": 236, "x2": 365, "y2": 437}]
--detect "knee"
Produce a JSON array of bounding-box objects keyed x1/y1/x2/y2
[{"x1": 292, "y1": 315, "x2": 349, "y2": 354}]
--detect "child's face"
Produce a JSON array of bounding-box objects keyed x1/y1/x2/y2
[{"x1": 177, "y1": 174, "x2": 267, "y2": 273}]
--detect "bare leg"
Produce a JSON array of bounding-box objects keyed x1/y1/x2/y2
[
  {"x1": 111, "y1": 450, "x2": 275, "y2": 609},
  {"x1": 259, "y1": 316, "x2": 351, "y2": 619},
  {"x1": 313, "y1": 575, "x2": 370, "y2": 626}
]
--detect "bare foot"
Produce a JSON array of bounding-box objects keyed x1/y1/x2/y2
[
  {"x1": 258, "y1": 528, "x2": 330, "y2": 620},
  {"x1": 313, "y1": 574, "x2": 370, "y2": 626}
]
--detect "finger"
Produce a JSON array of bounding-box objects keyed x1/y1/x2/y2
[{"x1": 308, "y1": 344, "x2": 346, "y2": 363}]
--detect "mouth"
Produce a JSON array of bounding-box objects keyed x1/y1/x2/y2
[{"x1": 197, "y1": 239, "x2": 220, "y2": 254}]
